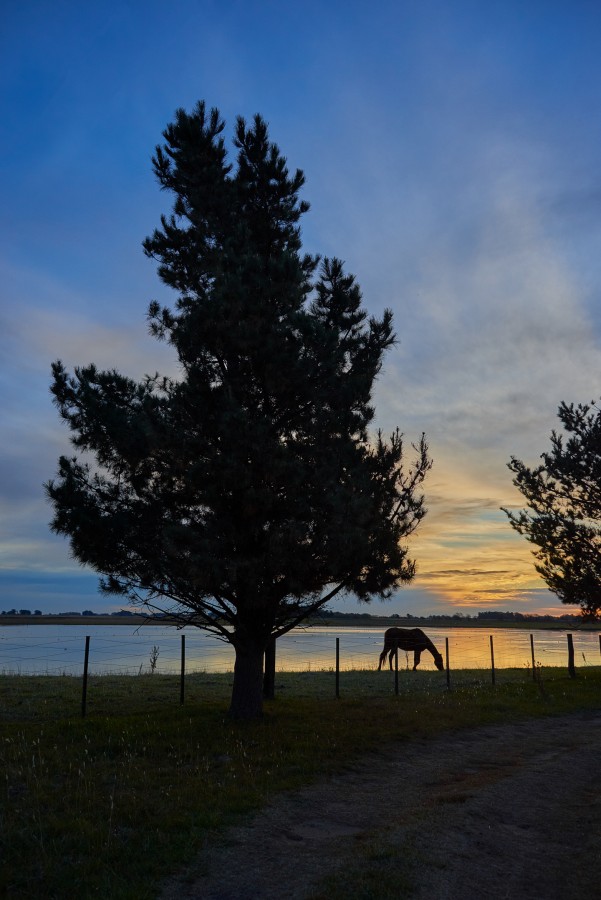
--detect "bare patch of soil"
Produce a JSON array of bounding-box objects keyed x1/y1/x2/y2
[{"x1": 161, "y1": 711, "x2": 601, "y2": 899}]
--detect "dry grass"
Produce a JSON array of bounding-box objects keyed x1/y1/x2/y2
[{"x1": 2, "y1": 667, "x2": 600, "y2": 898}]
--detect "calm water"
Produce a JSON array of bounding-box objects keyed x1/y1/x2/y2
[{"x1": 0, "y1": 624, "x2": 600, "y2": 676}]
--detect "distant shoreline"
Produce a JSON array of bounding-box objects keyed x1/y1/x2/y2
[
  {"x1": 0, "y1": 615, "x2": 162, "y2": 626},
  {"x1": 0, "y1": 614, "x2": 598, "y2": 630}
]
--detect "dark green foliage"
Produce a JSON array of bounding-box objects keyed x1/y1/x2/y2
[
  {"x1": 505, "y1": 400, "x2": 601, "y2": 619},
  {"x1": 46, "y1": 101, "x2": 431, "y2": 717}
]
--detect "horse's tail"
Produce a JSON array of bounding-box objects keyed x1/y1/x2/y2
[{"x1": 377, "y1": 641, "x2": 390, "y2": 670}]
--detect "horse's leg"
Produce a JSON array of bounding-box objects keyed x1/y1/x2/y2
[{"x1": 413, "y1": 649, "x2": 422, "y2": 670}]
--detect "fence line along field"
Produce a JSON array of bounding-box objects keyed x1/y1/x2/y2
[{"x1": 1, "y1": 624, "x2": 600, "y2": 686}]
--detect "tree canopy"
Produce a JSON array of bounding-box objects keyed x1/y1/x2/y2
[
  {"x1": 46, "y1": 102, "x2": 432, "y2": 718},
  {"x1": 504, "y1": 399, "x2": 601, "y2": 620}
]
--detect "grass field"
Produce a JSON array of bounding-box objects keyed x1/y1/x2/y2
[{"x1": 2, "y1": 667, "x2": 601, "y2": 898}]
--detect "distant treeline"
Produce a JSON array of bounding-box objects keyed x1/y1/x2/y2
[
  {"x1": 1, "y1": 608, "x2": 590, "y2": 626},
  {"x1": 314, "y1": 609, "x2": 588, "y2": 625},
  {"x1": 0, "y1": 609, "x2": 143, "y2": 618}
]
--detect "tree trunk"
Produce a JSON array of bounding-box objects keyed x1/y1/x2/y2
[
  {"x1": 228, "y1": 636, "x2": 266, "y2": 720},
  {"x1": 263, "y1": 637, "x2": 275, "y2": 700},
  {"x1": 263, "y1": 637, "x2": 276, "y2": 700}
]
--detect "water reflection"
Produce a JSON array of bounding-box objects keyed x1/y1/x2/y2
[{"x1": 0, "y1": 624, "x2": 599, "y2": 676}]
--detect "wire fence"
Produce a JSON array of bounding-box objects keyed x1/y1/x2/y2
[
  {"x1": 2, "y1": 625, "x2": 600, "y2": 678},
  {"x1": 2, "y1": 626, "x2": 600, "y2": 717}
]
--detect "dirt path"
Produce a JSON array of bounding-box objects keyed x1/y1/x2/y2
[{"x1": 161, "y1": 711, "x2": 601, "y2": 899}]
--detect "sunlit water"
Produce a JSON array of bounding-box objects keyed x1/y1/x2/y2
[{"x1": 0, "y1": 624, "x2": 599, "y2": 676}]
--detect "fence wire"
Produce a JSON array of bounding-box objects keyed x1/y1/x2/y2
[{"x1": 1, "y1": 626, "x2": 600, "y2": 679}]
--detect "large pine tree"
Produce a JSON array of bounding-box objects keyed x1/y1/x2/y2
[{"x1": 47, "y1": 102, "x2": 431, "y2": 718}]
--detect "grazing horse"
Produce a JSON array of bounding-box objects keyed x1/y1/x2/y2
[{"x1": 377, "y1": 627, "x2": 444, "y2": 672}]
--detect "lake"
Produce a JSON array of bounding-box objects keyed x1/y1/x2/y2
[{"x1": 1, "y1": 624, "x2": 600, "y2": 676}]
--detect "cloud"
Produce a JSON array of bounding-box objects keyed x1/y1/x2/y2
[
  {"x1": 311, "y1": 116, "x2": 600, "y2": 606},
  {"x1": 2, "y1": 299, "x2": 178, "y2": 387},
  {"x1": 423, "y1": 569, "x2": 516, "y2": 580},
  {"x1": 347, "y1": 135, "x2": 601, "y2": 617},
  {"x1": 0, "y1": 260, "x2": 181, "y2": 589}
]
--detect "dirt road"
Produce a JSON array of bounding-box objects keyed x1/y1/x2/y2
[{"x1": 162, "y1": 711, "x2": 601, "y2": 899}]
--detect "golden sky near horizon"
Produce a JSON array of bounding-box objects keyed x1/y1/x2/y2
[{"x1": 377, "y1": 442, "x2": 558, "y2": 616}]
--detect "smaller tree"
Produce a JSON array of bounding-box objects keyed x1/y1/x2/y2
[{"x1": 504, "y1": 400, "x2": 601, "y2": 619}]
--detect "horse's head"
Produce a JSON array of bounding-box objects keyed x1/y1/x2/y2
[{"x1": 434, "y1": 652, "x2": 444, "y2": 671}]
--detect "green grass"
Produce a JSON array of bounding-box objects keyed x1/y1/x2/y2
[{"x1": 2, "y1": 667, "x2": 600, "y2": 899}]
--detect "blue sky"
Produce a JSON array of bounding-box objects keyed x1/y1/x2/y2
[{"x1": 2, "y1": 0, "x2": 601, "y2": 615}]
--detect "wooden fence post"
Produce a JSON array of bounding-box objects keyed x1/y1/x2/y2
[
  {"x1": 490, "y1": 635, "x2": 496, "y2": 685},
  {"x1": 180, "y1": 634, "x2": 185, "y2": 705},
  {"x1": 530, "y1": 634, "x2": 536, "y2": 680},
  {"x1": 567, "y1": 633, "x2": 576, "y2": 679},
  {"x1": 82, "y1": 635, "x2": 90, "y2": 718},
  {"x1": 445, "y1": 637, "x2": 450, "y2": 690},
  {"x1": 335, "y1": 638, "x2": 340, "y2": 699},
  {"x1": 394, "y1": 647, "x2": 399, "y2": 695}
]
